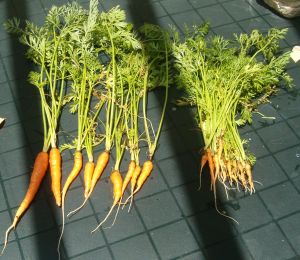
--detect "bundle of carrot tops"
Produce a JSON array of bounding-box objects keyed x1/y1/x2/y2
[{"x1": 1, "y1": 0, "x2": 292, "y2": 255}]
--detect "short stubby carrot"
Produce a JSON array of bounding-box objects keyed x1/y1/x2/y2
[
  {"x1": 49, "y1": 147, "x2": 62, "y2": 206},
  {"x1": 84, "y1": 161, "x2": 95, "y2": 198},
  {"x1": 1, "y1": 151, "x2": 49, "y2": 254},
  {"x1": 91, "y1": 170, "x2": 123, "y2": 233}
]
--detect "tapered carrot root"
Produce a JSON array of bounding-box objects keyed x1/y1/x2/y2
[
  {"x1": 133, "y1": 160, "x2": 153, "y2": 193},
  {"x1": 121, "y1": 161, "x2": 136, "y2": 195},
  {"x1": 206, "y1": 149, "x2": 215, "y2": 190},
  {"x1": 84, "y1": 161, "x2": 95, "y2": 198},
  {"x1": 58, "y1": 151, "x2": 83, "y2": 258},
  {"x1": 49, "y1": 148, "x2": 62, "y2": 206},
  {"x1": 89, "y1": 151, "x2": 110, "y2": 196},
  {"x1": 1, "y1": 151, "x2": 49, "y2": 255},
  {"x1": 245, "y1": 163, "x2": 254, "y2": 193},
  {"x1": 91, "y1": 170, "x2": 123, "y2": 233},
  {"x1": 67, "y1": 151, "x2": 110, "y2": 218},
  {"x1": 122, "y1": 164, "x2": 141, "y2": 210},
  {"x1": 62, "y1": 151, "x2": 83, "y2": 200}
]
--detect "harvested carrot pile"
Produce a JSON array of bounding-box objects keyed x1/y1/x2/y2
[{"x1": 172, "y1": 23, "x2": 292, "y2": 204}]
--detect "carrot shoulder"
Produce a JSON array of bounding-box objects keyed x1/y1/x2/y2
[
  {"x1": 1, "y1": 151, "x2": 49, "y2": 254},
  {"x1": 49, "y1": 148, "x2": 62, "y2": 207}
]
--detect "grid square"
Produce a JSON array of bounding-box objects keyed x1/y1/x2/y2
[
  {"x1": 250, "y1": 103, "x2": 283, "y2": 130},
  {"x1": 103, "y1": 207, "x2": 145, "y2": 243},
  {"x1": 262, "y1": 13, "x2": 292, "y2": 28},
  {"x1": 260, "y1": 181, "x2": 300, "y2": 219},
  {"x1": 189, "y1": 0, "x2": 217, "y2": 9},
  {"x1": 150, "y1": 220, "x2": 199, "y2": 259},
  {"x1": 239, "y1": 17, "x2": 271, "y2": 33},
  {"x1": 274, "y1": 145, "x2": 300, "y2": 179},
  {"x1": 199, "y1": 5, "x2": 234, "y2": 28},
  {"x1": 226, "y1": 194, "x2": 272, "y2": 232},
  {"x1": 272, "y1": 92, "x2": 300, "y2": 119},
  {"x1": 111, "y1": 234, "x2": 158, "y2": 260},
  {"x1": 222, "y1": 0, "x2": 259, "y2": 21},
  {"x1": 251, "y1": 155, "x2": 287, "y2": 191},
  {"x1": 13, "y1": 0, "x2": 45, "y2": 17},
  {"x1": 71, "y1": 247, "x2": 112, "y2": 260},
  {"x1": 157, "y1": 152, "x2": 197, "y2": 188},
  {"x1": 161, "y1": 0, "x2": 193, "y2": 14},
  {"x1": 20, "y1": 228, "x2": 64, "y2": 260},
  {"x1": 256, "y1": 122, "x2": 298, "y2": 153},
  {"x1": 0, "y1": 102, "x2": 20, "y2": 126},
  {"x1": 135, "y1": 191, "x2": 182, "y2": 229},
  {"x1": 0, "y1": 146, "x2": 33, "y2": 180},
  {"x1": 0, "y1": 241, "x2": 22, "y2": 260},
  {"x1": 172, "y1": 179, "x2": 213, "y2": 216},
  {"x1": 242, "y1": 131, "x2": 269, "y2": 158},
  {"x1": 0, "y1": 82, "x2": 13, "y2": 104},
  {"x1": 63, "y1": 216, "x2": 106, "y2": 258},
  {"x1": 213, "y1": 23, "x2": 243, "y2": 39},
  {"x1": 0, "y1": 123, "x2": 28, "y2": 153},
  {"x1": 242, "y1": 223, "x2": 295, "y2": 259},
  {"x1": 206, "y1": 237, "x2": 252, "y2": 260},
  {"x1": 178, "y1": 251, "x2": 205, "y2": 260},
  {"x1": 279, "y1": 212, "x2": 300, "y2": 255},
  {"x1": 172, "y1": 10, "x2": 204, "y2": 33},
  {"x1": 187, "y1": 209, "x2": 236, "y2": 246}
]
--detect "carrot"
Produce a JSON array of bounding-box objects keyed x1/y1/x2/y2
[
  {"x1": 245, "y1": 162, "x2": 254, "y2": 193},
  {"x1": 88, "y1": 151, "x2": 110, "y2": 197},
  {"x1": 67, "y1": 150, "x2": 110, "y2": 218},
  {"x1": 62, "y1": 151, "x2": 83, "y2": 199},
  {"x1": 133, "y1": 160, "x2": 153, "y2": 193},
  {"x1": 122, "y1": 164, "x2": 141, "y2": 210},
  {"x1": 84, "y1": 161, "x2": 95, "y2": 198},
  {"x1": 206, "y1": 149, "x2": 215, "y2": 190},
  {"x1": 1, "y1": 151, "x2": 49, "y2": 254},
  {"x1": 199, "y1": 152, "x2": 208, "y2": 176},
  {"x1": 49, "y1": 147, "x2": 62, "y2": 206},
  {"x1": 57, "y1": 151, "x2": 83, "y2": 256},
  {"x1": 121, "y1": 160, "x2": 136, "y2": 195},
  {"x1": 91, "y1": 170, "x2": 123, "y2": 232}
]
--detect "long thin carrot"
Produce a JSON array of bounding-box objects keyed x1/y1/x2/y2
[
  {"x1": 57, "y1": 151, "x2": 83, "y2": 257},
  {"x1": 1, "y1": 151, "x2": 49, "y2": 254},
  {"x1": 84, "y1": 160, "x2": 95, "y2": 198},
  {"x1": 49, "y1": 147, "x2": 62, "y2": 206},
  {"x1": 91, "y1": 170, "x2": 123, "y2": 233},
  {"x1": 206, "y1": 148, "x2": 215, "y2": 190},
  {"x1": 121, "y1": 160, "x2": 136, "y2": 195},
  {"x1": 62, "y1": 151, "x2": 83, "y2": 199},
  {"x1": 67, "y1": 150, "x2": 110, "y2": 217}
]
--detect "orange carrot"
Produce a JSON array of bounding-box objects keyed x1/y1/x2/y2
[
  {"x1": 121, "y1": 160, "x2": 136, "y2": 195},
  {"x1": 91, "y1": 170, "x2": 123, "y2": 232},
  {"x1": 199, "y1": 152, "x2": 208, "y2": 175},
  {"x1": 133, "y1": 160, "x2": 153, "y2": 193},
  {"x1": 1, "y1": 151, "x2": 49, "y2": 254},
  {"x1": 49, "y1": 147, "x2": 62, "y2": 206},
  {"x1": 245, "y1": 162, "x2": 254, "y2": 193},
  {"x1": 84, "y1": 161, "x2": 95, "y2": 198},
  {"x1": 57, "y1": 151, "x2": 83, "y2": 257},
  {"x1": 206, "y1": 149, "x2": 215, "y2": 190},
  {"x1": 88, "y1": 151, "x2": 110, "y2": 197},
  {"x1": 62, "y1": 151, "x2": 83, "y2": 199}
]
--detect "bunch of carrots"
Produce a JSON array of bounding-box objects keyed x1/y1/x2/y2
[
  {"x1": 173, "y1": 23, "x2": 292, "y2": 214},
  {"x1": 2, "y1": 0, "x2": 172, "y2": 256},
  {"x1": 1, "y1": 0, "x2": 293, "y2": 256}
]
